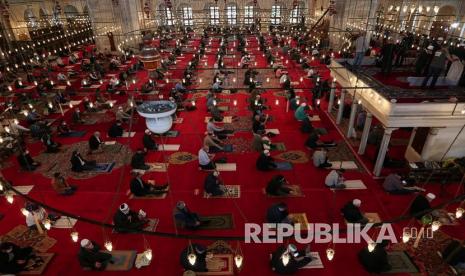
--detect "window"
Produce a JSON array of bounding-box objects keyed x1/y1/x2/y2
[
  {"x1": 244, "y1": 5, "x2": 254, "y2": 25},
  {"x1": 210, "y1": 6, "x2": 220, "y2": 25},
  {"x1": 226, "y1": 5, "x2": 237, "y2": 25},
  {"x1": 290, "y1": 5, "x2": 302, "y2": 24},
  {"x1": 271, "y1": 5, "x2": 281, "y2": 25},
  {"x1": 165, "y1": 7, "x2": 174, "y2": 26},
  {"x1": 182, "y1": 6, "x2": 193, "y2": 26}
]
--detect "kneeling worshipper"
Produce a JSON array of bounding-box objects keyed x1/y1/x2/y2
[
  {"x1": 41, "y1": 131, "x2": 61, "y2": 153},
  {"x1": 113, "y1": 203, "x2": 148, "y2": 233},
  {"x1": 70, "y1": 150, "x2": 97, "y2": 172},
  {"x1": 17, "y1": 150, "x2": 40, "y2": 171},
  {"x1": 409, "y1": 193, "x2": 436, "y2": 219},
  {"x1": 256, "y1": 150, "x2": 277, "y2": 171},
  {"x1": 143, "y1": 129, "x2": 158, "y2": 151},
  {"x1": 266, "y1": 175, "x2": 293, "y2": 196},
  {"x1": 442, "y1": 240, "x2": 465, "y2": 270},
  {"x1": 52, "y1": 172, "x2": 77, "y2": 195},
  {"x1": 0, "y1": 242, "x2": 34, "y2": 274},
  {"x1": 204, "y1": 170, "x2": 227, "y2": 196},
  {"x1": 305, "y1": 130, "x2": 336, "y2": 149},
  {"x1": 266, "y1": 202, "x2": 293, "y2": 224},
  {"x1": 173, "y1": 201, "x2": 206, "y2": 230},
  {"x1": 88, "y1": 131, "x2": 104, "y2": 153},
  {"x1": 270, "y1": 244, "x2": 312, "y2": 274},
  {"x1": 383, "y1": 173, "x2": 424, "y2": 195},
  {"x1": 108, "y1": 120, "x2": 124, "y2": 138},
  {"x1": 180, "y1": 243, "x2": 208, "y2": 272},
  {"x1": 325, "y1": 169, "x2": 346, "y2": 189},
  {"x1": 130, "y1": 170, "x2": 169, "y2": 197},
  {"x1": 358, "y1": 240, "x2": 391, "y2": 273},
  {"x1": 198, "y1": 145, "x2": 217, "y2": 170},
  {"x1": 78, "y1": 239, "x2": 114, "y2": 270},
  {"x1": 341, "y1": 199, "x2": 369, "y2": 224},
  {"x1": 203, "y1": 131, "x2": 224, "y2": 153},
  {"x1": 294, "y1": 103, "x2": 311, "y2": 121},
  {"x1": 24, "y1": 202, "x2": 58, "y2": 230},
  {"x1": 131, "y1": 149, "x2": 150, "y2": 170},
  {"x1": 206, "y1": 118, "x2": 232, "y2": 139},
  {"x1": 312, "y1": 148, "x2": 332, "y2": 168}
]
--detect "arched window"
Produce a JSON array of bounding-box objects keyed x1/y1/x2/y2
[
  {"x1": 244, "y1": 5, "x2": 254, "y2": 25},
  {"x1": 290, "y1": 2, "x2": 304, "y2": 24},
  {"x1": 64, "y1": 5, "x2": 79, "y2": 21},
  {"x1": 181, "y1": 6, "x2": 193, "y2": 26},
  {"x1": 209, "y1": 5, "x2": 220, "y2": 25},
  {"x1": 271, "y1": 4, "x2": 282, "y2": 25},
  {"x1": 158, "y1": 4, "x2": 174, "y2": 26},
  {"x1": 226, "y1": 4, "x2": 237, "y2": 25}
]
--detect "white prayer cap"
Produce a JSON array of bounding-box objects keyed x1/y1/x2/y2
[
  {"x1": 353, "y1": 199, "x2": 362, "y2": 207},
  {"x1": 426, "y1": 193, "x2": 436, "y2": 201},
  {"x1": 120, "y1": 203, "x2": 129, "y2": 214},
  {"x1": 301, "y1": 102, "x2": 307, "y2": 107},
  {"x1": 427, "y1": 45, "x2": 434, "y2": 50},
  {"x1": 288, "y1": 244, "x2": 297, "y2": 253},
  {"x1": 80, "y1": 239, "x2": 91, "y2": 247},
  {"x1": 262, "y1": 136, "x2": 270, "y2": 141},
  {"x1": 145, "y1": 129, "x2": 151, "y2": 134},
  {"x1": 438, "y1": 37, "x2": 444, "y2": 41},
  {"x1": 264, "y1": 149, "x2": 270, "y2": 156},
  {"x1": 312, "y1": 49, "x2": 319, "y2": 55},
  {"x1": 213, "y1": 170, "x2": 220, "y2": 177},
  {"x1": 118, "y1": 106, "x2": 123, "y2": 110}
]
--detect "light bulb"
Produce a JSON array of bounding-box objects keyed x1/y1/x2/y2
[
  {"x1": 144, "y1": 249, "x2": 152, "y2": 261},
  {"x1": 402, "y1": 232, "x2": 411, "y2": 243},
  {"x1": 316, "y1": 99, "x2": 321, "y2": 105},
  {"x1": 70, "y1": 231, "x2": 79, "y2": 242},
  {"x1": 6, "y1": 194, "x2": 13, "y2": 204},
  {"x1": 0, "y1": 182, "x2": 3, "y2": 191},
  {"x1": 21, "y1": 208, "x2": 29, "y2": 216},
  {"x1": 367, "y1": 242, "x2": 376, "y2": 252},
  {"x1": 188, "y1": 253, "x2": 197, "y2": 266},
  {"x1": 431, "y1": 221, "x2": 441, "y2": 232},
  {"x1": 281, "y1": 252, "x2": 290, "y2": 266},
  {"x1": 299, "y1": 77, "x2": 303, "y2": 82},
  {"x1": 166, "y1": 79, "x2": 169, "y2": 83},
  {"x1": 104, "y1": 241, "x2": 113, "y2": 251},
  {"x1": 234, "y1": 254, "x2": 243, "y2": 268},
  {"x1": 233, "y1": 100, "x2": 237, "y2": 106},
  {"x1": 275, "y1": 99, "x2": 279, "y2": 105},
  {"x1": 266, "y1": 77, "x2": 270, "y2": 83},
  {"x1": 456, "y1": 208, "x2": 464, "y2": 219},
  {"x1": 191, "y1": 101, "x2": 196, "y2": 106},
  {"x1": 326, "y1": 248, "x2": 335, "y2": 261},
  {"x1": 43, "y1": 219, "x2": 51, "y2": 230}
]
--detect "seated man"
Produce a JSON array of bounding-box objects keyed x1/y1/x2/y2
[
  {"x1": 41, "y1": 132, "x2": 61, "y2": 153},
  {"x1": 78, "y1": 239, "x2": 113, "y2": 270},
  {"x1": 252, "y1": 114, "x2": 267, "y2": 135},
  {"x1": 131, "y1": 149, "x2": 150, "y2": 170},
  {"x1": 57, "y1": 72, "x2": 67, "y2": 82},
  {"x1": 294, "y1": 103, "x2": 311, "y2": 121},
  {"x1": 198, "y1": 145, "x2": 216, "y2": 170},
  {"x1": 81, "y1": 77, "x2": 91, "y2": 87},
  {"x1": 256, "y1": 150, "x2": 277, "y2": 171},
  {"x1": 0, "y1": 242, "x2": 34, "y2": 274},
  {"x1": 358, "y1": 240, "x2": 391, "y2": 273},
  {"x1": 24, "y1": 202, "x2": 56, "y2": 230},
  {"x1": 279, "y1": 73, "x2": 291, "y2": 90},
  {"x1": 130, "y1": 170, "x2": 168, "y2": 196},
  {"x1": 203, "y1": 131, "x2": 224, "y2": 153},
  {"x1": 17, "y1": 150, "x2": 40, "y2": 171},
  {"x1": 409, "y1": 193, "x2": 435, "y2": 219},
  {"x1": 113, "y1": 203, "x2": 148, "y2": 233},
  {"x1": 211, "y1": 80, "x2": 223, "y2": 93},
  {"x1": 325, "y1": 169, "x2": 346, "y2": 189},
  {"x1": 115, "y1": 106, "x2": 131, "y2": 122},
  {"x1": 89, "y1": 71, "x2": 100, "y2": 81},
  {"x1": 383, "y1": 173, "x2": 424, "y2": 195},
  {"x1": 180, "y1": 243, "x2": 208, "y2": 272},
  {"x1": 204, "y1": 170, "x2": 227, "y2": 196},
  {"x1": 173, "y1": 201, "x2": 203, "y2": 230},
  {"x1": 108, "y1": 120, "x2": 124, "y2": 138},
  {"x1": 143, "y1": 129, "x2": 158, "y2": 150},
  {"x1": 266, "y1": 202, "x2": 293, "y2": 224},
  {"x1": 57, "y1": 121, "x2": 71, "y2": 136},
  {"x1": 72, "y1": 108, "x2": 85, "y2": 124},
  {"x1": 266, "y1": 175, "x2": 293, "y2": 196},
  {"x1": 270, "y1": 244, "x2": 312, "y2": 274},
  {"x1": 52, "y1": 172, "x2": 77, "y2": 195},
  {"x1": 175, "y1": 82, "x2": 187, "y2": 93},
  {"x1": 88, "y1": 131, "x2": 104, "y2": 153},
  {"x1": 312, "y1": 148, "x2": 332, "y2": 168},
  {"x1": 341, "y1": 199, "x2": 369, "y2": 224},
  {"x1": 206, "y1": 118, "x2": 232, "y2": 139},
  {"x1": 305, "y1": 131, "x2": 335, "y2": 149},
  {"x1": 442, "y1": 240, "x2": 465, "y2": 270},
  {"x1": 70, "y1": 150, "x2": 96, "y2": 172}
]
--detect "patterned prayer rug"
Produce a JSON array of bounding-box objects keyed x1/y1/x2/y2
[
  {"x1": 385, "y1": 251, "x2": 419, "y2": 274},
  {"x1": 273, "y1": 91, "x2": 287, "y2": 98},
  {"x1": 81, "y1": 112, "x2": 113, "y2": 125},
  {"x1": 275, "y1": 150, "x2": 309, "y2": 164},
  {"x1": 198, "y1": 214, "x2": 234, "y2": 230},
  {"x1": 203, "y1": 185, "x2": 240, "y2": 198},
  {"x1": 34, "y1": 141, "x2": 132, "y2": 179},
  {"x1": 198, "y1": 254, "x2": 234, "y2": 275},
  {"x1": 104, "y1": 250, "x2": 137, "y2": 271},
  {"x1": 223, "y1": 116, "x2": 252, "y2": 132},
  {"x1": 326, "y1": 142, "x2": 363, "y2": 172},
  {"x1": 168, "y1": 152, "x2": 198, "y2": 164},
  {"x1": 191, "y1": 91, "x2": 209, "y2": 100},
  {"x1": 225, "y1": 137, "x2": 252, "y2": 153},
  {"x1": 1, "y1": 225, "x2": 56, "y2": 253},
  {"x1": 20, "y1": 253, "x2": 55, "y2": 275}
]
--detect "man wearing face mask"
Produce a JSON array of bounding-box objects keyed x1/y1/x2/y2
[
  {"x1": 78, "y1": 239, "x2": 113, "y2": 270},
  {"x1": 0, "y1": 242, "x2": 34, "y2": 274},
  {"x1": 204, "y1": 170, "x2": 227, "y2": 196}
]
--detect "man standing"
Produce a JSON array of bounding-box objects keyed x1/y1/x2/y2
[
  {"x1": 422, "y1": 44, "x2": 454, "y2": 89},
  {"x1": 353, "y1": 32, "x2": 366, "y2": 69}
]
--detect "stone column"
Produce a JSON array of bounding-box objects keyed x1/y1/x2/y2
[
  {"x1": 357, "y1": 112, "x2": 372, "y2": 155},
  {"x1": 420, "y1": 128, "x2": 440, "y2": 160},
  {"x1": 327, "y1": 81, "x2": 336, "y2": 112},
  {"x1": 346, "y1": 100, "x2": 358, "y2": 137},
  {"x1": 336, "y1": 90, "x2": 346, "y2": 125},
  {"x1": 373, "y1": 128, "x2": 395, "y2": 176}
]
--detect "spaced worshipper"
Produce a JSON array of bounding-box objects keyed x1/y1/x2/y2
[
  {"x1": 324, "y1": 169, "x2": 346, "y2": 189},
  {"x1": 204, "y1": 170, "x2": 227, "y2": 196},
  {"x1": 130, "y1": 170, "x2": 169, "y2": 197},
  {"x1": 270, "y1": 244, "x2": 312, "y2": 274},
  {"x1": 113, "y1": 203, "x2": 148, "y2": 233},
  {"x1": 78, "y1": 239, "x2": 114, "y2": 270},
  {"x1": 341, "y1": 199, "x2": 369, "y2": 224},
  {"x1": 143, "y1": 129, "x2": 158, "y2": 150}
]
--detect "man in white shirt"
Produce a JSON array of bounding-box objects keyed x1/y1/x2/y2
[
  {"x1": 312, "y1": 148, "x2": 332, "y2": 168},
  {"x1": 325, "y1": 169, "x2": 346, "y2": 189},
  {"x1": 198, "y1": 145, "x2": 215, "y2": 170},
  {"x1": 353, "y1": 33, "x2": 366, "y2": 68}
]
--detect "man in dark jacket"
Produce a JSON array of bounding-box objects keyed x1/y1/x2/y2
[
  {"x1": 256, "y1": 150, "x2": 277, "y2": 171},
  {"x1": 131, "y1": 149, "x2": 150, "y2": 170},
  {"x1": 113, "y1": 203, "x2": 148, "y2": 233},
  {"x1": 270, "y1": 244, "x2": 312, "y2": 274},
  {"x1": 266, "y1": 175, "x2": 293, "y2": 196},
  {"x1": 410, "y1": 193, "x2": 435, "y2": 219},
  {"x1": 173, "y1": 201, "x2": 204, "y2": 230},
  {"x1": 130, "y1": 170, "x2": 168, "y2": 196},
  {"x1": 17, "y1": 150, "x2": 40, "y2": 171},
  {"x1": 78, "y1": 239, "x2": 113, "y2": 270},
  {"x1": 266, "y1": 202, "x2": 293, "y2": 224},
  {"x1": 142, "y1": 129, "x2": 158, "y2": 150},
  {"x1": 0, "y1": 242, "x2": 33, "y2": 274},
  {"x1": 70, "y1": 150, "x2": 96, "y2": 172},
  {"x1": 88, "y1": 131, "x2": 104, "y2": 153},
  {"x1": 204, "y1": 171, "x2": 226, "y2": 196},
  {"x1": 341, "y1": 199, "x2": 369, "y2": 224},
  {"x1": 108, "y1": 120, "x2": 124, "y2": 138},
  {"x1": 358, "y1": 240, "x2": 391, "y2": 273}
]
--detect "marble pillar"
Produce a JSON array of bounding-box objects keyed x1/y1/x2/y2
[
  {"x1": 373, "y1": 128, "x2": 396, "y2": 177},
  {"x1": 357, "y1": 112, "x2": 372, "y2": 155},
  {"x1": 347, "y1": 101, "x2": 358, "y2": 138},
  {"x1": 336, "y1": 90, "x2": 346, "y2": 125}
]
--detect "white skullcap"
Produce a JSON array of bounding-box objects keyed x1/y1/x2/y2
[
  {"x1": 301, "y1": 103, "x2": 307, "y2": 107},
  {"x1": 438, "y1": 37, "x2": 444, "y2": 41},
  {"x1": 145, "y1": 129, "x2": 151, "y2": 134},
  {"x1": 353, "y1": 199, "x2": 362, "y2": 207},
  {"x1": 288, "y1": 244, "x2": 297, "y2": 253},
  {"x1": 264, "y1": 149, "x2": 270, "y2": 155},
  {"x1": 120, "y1": 203, "x2": 129, "y2": 213},
  {"x1": 262, "y1": 136, "x2": 270, "y2": 141},
  {"x1": 312, "y1": 49, "x2": 319, "y2": 55},
  {"x1": 426, "y1": 193, "x2": 436, "y2": 201},
  {"x1": 427, "y1": 45, "x2": 434, "y2": 50},
  {"x1": 80, "y1": 239, "x2": 91, "y2": 247}
]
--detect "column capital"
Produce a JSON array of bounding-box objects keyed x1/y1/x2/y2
[
  {"x1": 429, "y1": 128, "x2": 440, "y2": 135},
  {"x1": 383, "y1": 127, "x2": 397, "y2": 135}
]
